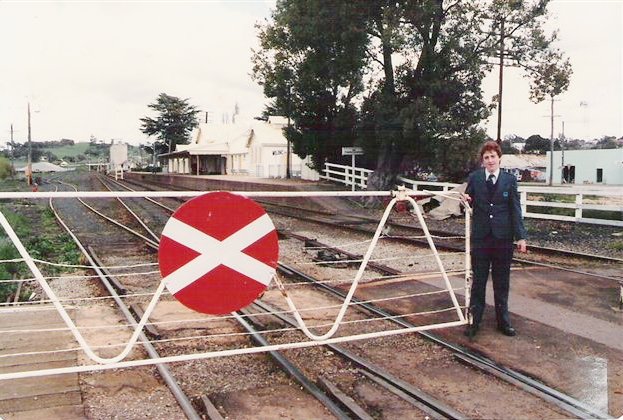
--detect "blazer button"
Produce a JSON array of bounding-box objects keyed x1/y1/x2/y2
[
  {"x1": 489, "y1": 215, "x2": 493, "y2": 219},
  {"x1": 490, "y1": 203, "x2": 493, "y2": 206}
]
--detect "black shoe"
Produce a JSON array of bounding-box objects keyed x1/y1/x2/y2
[
  {"x1": 464, "y1": 325, "x2": 478, "y2": 338},
  {"x1": 498, "y1": 324, "x2": 517, "y2": 336}
]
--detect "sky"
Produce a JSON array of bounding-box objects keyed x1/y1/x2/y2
[{"x1": 0, "y1": 0, "x2": 621, "y2": 147}]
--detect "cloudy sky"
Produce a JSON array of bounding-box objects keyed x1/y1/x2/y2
[{"x1": 0, "y1": 0, "x2": 621, "y2": 146}]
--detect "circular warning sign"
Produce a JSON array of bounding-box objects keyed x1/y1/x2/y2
[{"x1": 158, "y1": 192, "x2": 279, "y2": 314}]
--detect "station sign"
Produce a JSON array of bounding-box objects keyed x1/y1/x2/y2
[{"x1": 341, "y1": 147, "x2": 364, "y2": 156}]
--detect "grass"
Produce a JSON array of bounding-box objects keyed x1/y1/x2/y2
[
  {"x1": 0, "y1": 182, "x2": 82, "y2": 303},
  {"x1": 40, "y1": 142, "x2": 90, "y2": 159}
]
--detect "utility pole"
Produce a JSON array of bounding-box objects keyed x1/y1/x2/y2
[
  {"x1": 9, "y1": 124, "x2": 15, "y2": 176},
  {"x1": 286, "y1": 86, "x2": 291, "y2": 179},
  {"x1": 27, "y1": 103, "x2": 32, "y2": 185},
  {"x1": 496, "y1": 16, "x2": 505, "y2": 144},
  {"x1": 548, "y1": 96, "x2": 553, "y2": 186},
  {"x1": 561, "y1": 121, "x2": 565, "y2": 182},
  {"x1": 544, "y1": 96, "x2": 561, "y2": 186}
]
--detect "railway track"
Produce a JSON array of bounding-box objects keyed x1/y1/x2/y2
[
  {"x1": 101, "y1": 172, "x2": 618, "y2": 418},
  {"x1": 97, "y1": 174, "x2": 466, "y2": 418},
  {"x1": 117, "y1": 172, "x2": 623, "y2": 270},
  {"x1": 3, "y1": 171, "x2": 607, "y2": 417}
]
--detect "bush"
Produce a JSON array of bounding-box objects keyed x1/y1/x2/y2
[{"x1": 0, "y1": 156, "x2": 13, "y2": 180}]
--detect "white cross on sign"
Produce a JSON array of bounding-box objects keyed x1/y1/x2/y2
[
  {"x1": 162, "y1": 214, "x2": 276, "y2": 294},
  {"x1": 158, "y1": 192, "x2": 279, "y2": 314}
]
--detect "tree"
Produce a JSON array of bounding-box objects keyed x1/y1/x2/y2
[
  {"x1": 0, "y1": 156, "x2": 12, "y2": 179},
  {"x1": 139, "y1": 93, "x2": 199, "y2": 154},
  {"x1": 254, "y1": 0, "x2": 570, "y2": 185},
  {"x1": 500, "y1": 139, "x2": 519, "y2": 154},
  {"x1": 592, "y1": 136, "x2": 619, "y2": 149},
  {"x1": 525, "y1": 49, "x2": 572, "y2": 184},
  {"x1": 252, "y1": 2, "x2": 368, "y2": 170},
  {"x1": 504, "y1": 134, "x2": 525, "y2": 143},
  {"x1": 524, "y1": 134, "x2": 560, "y2": 154}
]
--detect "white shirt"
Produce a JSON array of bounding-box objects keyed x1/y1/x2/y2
[{"x1": 484, "y1": 168, "x2": 500, "y2": 185}]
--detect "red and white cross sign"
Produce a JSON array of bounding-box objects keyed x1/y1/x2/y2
[{"x1": 158, "y1": 192, "x2": 279, "y2": 314}]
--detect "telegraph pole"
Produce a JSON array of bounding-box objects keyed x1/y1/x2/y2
[
  {"x1": 548, "y1": 96, "x2": 553, "y2": 185},
  {"x1": 286, "y1": 86, "x2": 292, "y2": 179},
  {"x1": 10, "y1": 124, "x2": 15, "y2": 177},
  {"x1": 496, "y1": 16, "x2": 505, "y2": 144},
  {"x1": 27, "y1": 103, "x2": 32, "y2": 185},
  {"x1": 561, "y1": 121, "x2": 565, "y2": 181}
]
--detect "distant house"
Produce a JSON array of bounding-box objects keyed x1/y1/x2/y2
[
  {"x1": 500, "y1": 154, "x2": 547, "y2": 182},
  {"x1": 17, "y1": 162, "x2": 69, "y2": 173},
  {"x1": 161, "y1": 116, "x2": 319, "y2": 180},
  {"x1": 546, "y1": 149, "x2": 623, "y2": 184},
  {"x1": 511, "y1": 142, "x2": 525, "y2": 152}
]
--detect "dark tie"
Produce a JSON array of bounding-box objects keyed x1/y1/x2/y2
[{"x1": 487, "y1": 173, "x2": 495, "y2": 193}]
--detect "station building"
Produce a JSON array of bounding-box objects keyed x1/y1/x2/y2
[
  {"x1": 546, "y1": 149, "x2": 623, "y2": 185},
  {"x1": 161, "y1": 116, "x2": 319, "y2": 180}
]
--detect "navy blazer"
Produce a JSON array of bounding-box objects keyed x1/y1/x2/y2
[{"x1": 466, "y1": 170, "x2": 527, "y2": 242}]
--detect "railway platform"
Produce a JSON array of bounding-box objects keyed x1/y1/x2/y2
[
  {"x1": 0, "y1": 307, "x2": 84, "y2": 419},
  {"x1": 124, "y1": 172, "x2": 354, "y2": 214}
]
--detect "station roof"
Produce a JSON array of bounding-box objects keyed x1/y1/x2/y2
[{"x1": 160, "y1": 115, "x2": 288, "y2": 158}]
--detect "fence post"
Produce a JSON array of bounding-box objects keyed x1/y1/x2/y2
[
  {"x1": 575, "y1": 194, "x2": 583, "y2": 220},
  {"x1": 351, "y1": 155, "x2": 356, "y2": 191},
  {"x1": 520, "y1": 191, "x2": 527, "y2": 216}
]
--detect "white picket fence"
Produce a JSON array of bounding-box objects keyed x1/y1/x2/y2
[{"x1": 322, "y1": 162, "x2": 623, "y2": 227}]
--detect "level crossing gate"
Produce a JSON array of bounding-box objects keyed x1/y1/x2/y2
[{"x1": 0, "y1": 187, "x2": 470, "y2": 380}]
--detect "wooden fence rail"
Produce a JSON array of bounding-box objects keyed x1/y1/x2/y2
[{"x1": 322, "y1": 162, "x2": 623, "y2": 227}]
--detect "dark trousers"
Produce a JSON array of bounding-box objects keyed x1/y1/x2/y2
[{"x1": 470, "y1": 235, "x2": 514, "y2": 327}]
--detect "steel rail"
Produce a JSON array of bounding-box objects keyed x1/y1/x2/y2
[
  {"x1": 99, "y1": 175, "x2": 178, "y2": 213},
  {"x1": 276, "y1": 262, "x2": 612, "y2": 420},
  {"x1": 91, "y1": 175, "x2": 615, "y2": 417},
  {"x1": 119, "y1": 175, "x2": 623, "y2": 265},
  {"x1": 251, "y1": 300, "x2": 464, "y2": 420},
  {"x1": 233, "y1": 311, "x2": 351, "y2": 420},
  {"x1": 55, "y1": 180, "x2": 159, "y2": 249},
  {"x1": 266, "y1": 202, "x2": 622, "y2": 282},
  {"x1": 48, "y1": 184, "x2": 201, "y2": 420},
  {"x1": 83, "y1": 174, "x2": 354, "y2": 418},
  {"x1": 96, "y1": 176, "x2": 161, "y2": 243}
]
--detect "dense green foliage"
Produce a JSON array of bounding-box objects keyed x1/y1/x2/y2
[
  {"x1": 524, "y1": 134, "x2": 560, "y2": 154},
  {"x1": 0, "y1": 157, "x2": 12, "y2": 179},
  {"x1": 140, "y1": 93, "x2": 200, "y2": 155},
  {"x1": 252, "y1": 0, "x2": 571, "y2": 185}
]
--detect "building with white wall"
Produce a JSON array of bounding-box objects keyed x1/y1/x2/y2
[
  {"x1": 109, "y1": 143, "x2": 129, "y2": 170},
  {"x1": 161, "y1": 116, "x2": 319, "y2": 180},
  {"x1": 546, "y1": 149, "x2": 623, "y2": 185}
]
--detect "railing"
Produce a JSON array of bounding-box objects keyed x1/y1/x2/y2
[
  {"x1": 320, "y1": 163, "x2": 374, "y2": 191},
  {"x1": 323, "y1": 162, "x2": 623, "y2": 227}
]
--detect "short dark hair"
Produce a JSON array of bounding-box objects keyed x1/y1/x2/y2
[{"x1": 479, "y1": 141, "x2": 502, "y2": 159}]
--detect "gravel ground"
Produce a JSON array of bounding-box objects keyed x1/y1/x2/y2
[
  {"x1": 9, "y1": 171, "x2": 618, "y2": 419},
  {"x1": 348, "y1": 199, "x2": 623, "y2": 260}
]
